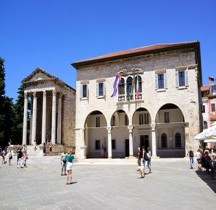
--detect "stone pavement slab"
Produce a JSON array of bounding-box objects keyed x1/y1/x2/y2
[{"x1": 0, "y1": 156, "x2": 216, "y2": 210}]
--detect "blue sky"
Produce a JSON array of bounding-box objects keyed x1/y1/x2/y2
[{"x1": 1, "y1": 0, "x2": 216, "y2": 101}]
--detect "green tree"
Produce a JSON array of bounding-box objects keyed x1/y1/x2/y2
[
  {"x1": 12, "y1": 84, "x2": 25, "y2": 145},
  {"x1": 0, "y1": 57, "x2": 6, "y2": 147}
]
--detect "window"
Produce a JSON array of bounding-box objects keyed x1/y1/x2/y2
[
  {"x1": 96, "y1": 117, "x2": 100, "y2": 127},
  {"x1": 95, "y1": 140, "x2": 100, "y2": 150},
  {"x1": 126, "y1": 77, "x2": 133, "y2": 100},
  {"x1": 81, "y1": 84, "x2": 88, "y2": 98},
  {"x1": 202, "y1": 105, "x2": 205, "y2": 113},
  {"x1": 139, "y1": 113, "x2": 149, "y2": 125},
  {"x1": 175, "y1": 133, "x2": 181, "y2": 148},
  {"x1": 203, "y1": 121, "x2": 208, "y2": 129},
  {"x1": 211, "y1": 103, "x2": 215, "y2": 112},
  {"x1": 164, "y1": 112, "x2": 169, "y2": 123},
  {"x1": 111, "y1": 115, "x2": 115, "y2": 126},
  {"x1": 135, "y1": 75, "x2": 142, "y2": 99},
  {"x1": 161, "y1": 134, "x2": 167, "y2": 148},
  {"x1": 112, "y1": 139, "x2": 116, "y2": 150},
  {"x1": 125, "y1": 115, "x2": 129, "y2": 125},
  {"x1": 118, "y1": 78, "x2": 125, "y2": 94},
  {"x1": 176, "y1": 69, "x2": 188, "y2": 87},
  {"x1": 96, "y1": 82, "x2": 105, "y2": 97},
  {"x1": 155, "y1": 72, "x2": 167, "y2": 89}
]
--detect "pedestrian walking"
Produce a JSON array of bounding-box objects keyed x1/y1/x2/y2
[
  {"x1": 66, "y1": 151, "x2": 75, "y2": 185},
  {"x1": 146, "y1": 147, "x2": 152, "y2": 173},
  {"x1": 188, "y1": 148, "x2": 194, "y2": 169},
  {"x1": 8, "y1": 149, "x2": 13, "y2": 166},
  {"x1": 61, "y1": 150, "x2": 67, "y2": 176},
  {"x1": 33, "y1": 140, "x2": 37, "y2": 151},
  {"x1": 136, "y1": 147, "x2": 144, "y2": 178}
]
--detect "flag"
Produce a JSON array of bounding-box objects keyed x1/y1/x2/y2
[{"x1": 111, "y1": 71, "x2": 123, "y2": 97}]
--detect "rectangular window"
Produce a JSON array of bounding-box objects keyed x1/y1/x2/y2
[
  {"x1": 164, "y1": 112, "x2": 169, "y2": 123},
  {"x1": 96, "y1": 117, "x2": 100, "y2": 127},
  {"x1": 95, "y1": 140, "x2": 100, "y2": 150},
  {"x1": 158, "y1": 74, "x2": 164, "y2": 89},
  {"x1": 202, "y1": 105, "x2": 205, "y2": 113},
  {"x1": 96, "y1": 82, "x2": 105, "y2": 97},
  {"x1": 112, "y1": 139, "x2": 116, "y2": 150},
  {"x1": 139, "y1": 114, "x2": 144, "y2": 125},
  {"x1": 155, "y1": 72, "x2": 167, "y2": 89},
  {"x1": 111, "y1": 116, "x2": 115, "y2": 126},
  {"x1": 211, "y1": 103, "x2": 215, "y2": 112},
  {"x1": 176, "y1": 69, "x2": 188, "y2": 87},
  {"x1": 81, "y1": 84, "x2": 88, "y2": 98},
  {"x1": 139, "y1": 113, "x2": 149, "y2": 124},
  {"x1": 144, "y1": 113, "x2": 149, "y2": 124}
]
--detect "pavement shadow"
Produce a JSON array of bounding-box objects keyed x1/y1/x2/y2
[{"x1": 195, "y1": 170, "x2": 216, "y2": 193}]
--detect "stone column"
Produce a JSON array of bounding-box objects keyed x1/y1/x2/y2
[
  {"x1": 41, "y1": 90, "x2": 47, "y2": 144},
  {"x1": 151, "y1": 122, "x2": 157, "y2": 157},
  {"x1": 77, "y1": 128, "x2": 86, "y2": 159},
  {"x1": 128, "y1": 125, "x2": 134, "y2": 157},
  {"x1": 107, "y1": 126, "x2": 112, "y2": 159},
  {"x1": 51, "y1": 90, "x2": 57, "y2": 144},
  {"x1": 57, "y1": 94, "x2": 62, "y2": 144},
  {"x1": 22, "y1": 92, "x2": 28, "y2": 145},
  {"x1": 31, "y1": 92, "x2": 37, "y2": 145},
  {"x1": 29, "y1": 96, "x2": 33, "y2": 145}
]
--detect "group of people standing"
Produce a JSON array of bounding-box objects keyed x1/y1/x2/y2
[
  {"x1": 60, "y1": 150, "x2": 75, "y2": 185},
  {"x1": 0, "y1": 144, "x2": 28, "y2": 168},
  {"x1": 137, "y1": 146, "x2": 152, "y2": 178},
  {"x1": 188, "y1": 146, "x2": 215, "y2": 173}
]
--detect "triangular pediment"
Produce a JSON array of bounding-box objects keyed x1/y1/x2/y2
[{"x1": 22, "y1": 67, "x2": 57, "y2": 83}]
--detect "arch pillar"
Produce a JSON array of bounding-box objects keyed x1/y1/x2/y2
[
  {"x1": 128, "y1": 125, "x2": 134, "y2": 158},
  {"x1": 107, "y1": 126, "x2": 112, "y2": 159}
]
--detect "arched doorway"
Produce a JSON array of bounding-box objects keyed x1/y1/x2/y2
[{"x1": 155, "y1": 103, "x2": 185, "y2": 157}]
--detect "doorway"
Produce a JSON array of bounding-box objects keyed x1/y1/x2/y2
[
  {"x1": 125, "y1": 139, "x2": 129, "y2": 157},
  {"x1": 140, "y1": 135, "x2": 149, "y2": 150}
]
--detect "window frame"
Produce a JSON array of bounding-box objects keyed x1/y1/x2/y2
[{"x1": 155, "y1": 71, "x2": 167, "y2": 90}]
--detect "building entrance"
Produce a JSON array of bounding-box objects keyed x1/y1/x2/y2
[
  {"x1": 140, "y1": 135, "x2": 149, "y2": 150},
  {"x1": 125, "y1": 139, "x2": 129, "y2": 157}
]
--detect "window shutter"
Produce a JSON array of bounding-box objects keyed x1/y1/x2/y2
[
  {"x1": 185, "y1": 69, "x2": 188, "y2": 86},
  {"x1": 96, "y1": 83, "x2": 99, "y2": 97},
  {"x1": 87, "y1": 85, "x2": 89, "y2": 98},
  {"x1": 175, "y1": 71, "x2": 179, "y2": 87},
  {"x1": 155, "y1": 74, "x2": 158, "y2": 89},
  {"x1": 103, "y1": 83, "x2": 105, "y2": 96},
  {"x1": 164, "y1": 72, "x2": 167, "y2": 88}
]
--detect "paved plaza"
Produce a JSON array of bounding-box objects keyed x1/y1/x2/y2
[{"x1": 0, "y1": 155, "x2": 216, "y2": 210}]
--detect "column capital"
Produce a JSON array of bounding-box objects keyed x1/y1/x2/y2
[
  {"x1": 33, "y1": 92, "x2": 37, "y2": 98},
  {"x1": 151, "y1": 122, "x2": 156, "y2": 130},
  {"x1": 52, "y1": 89, "x2": 57, "y2": 96},
  {"x1": 127, "y1": 125, "x2": 133, "y2": 132},
  {"x1": 107, "y1": 126, "x2": 112, "y2": 133}
]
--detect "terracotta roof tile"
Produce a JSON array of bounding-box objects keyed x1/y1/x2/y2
[{"x1": 72, "y1": 40, "x2": 200, "y2": 68}]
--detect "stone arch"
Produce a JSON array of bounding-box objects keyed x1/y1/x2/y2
[
  {"x1": 155, "y1": 103, "x2": 185, "y2": 157},
  {"x1": 132, "y1": 107, "x2": 152, "y2": 152},
  {"x1": 84, "y1": 110, "x2": 107, "y2": 158},
  {"x1": 110, "y1": 110, "x2": 129, "y2": 158}
]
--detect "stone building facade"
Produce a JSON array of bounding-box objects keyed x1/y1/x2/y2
[
  {"x1": 72, "y1": 41, "x2": 203, "y2": 159},
  {"x1": 22, "y1": 68, "x2": 76, "y2": 149}
]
